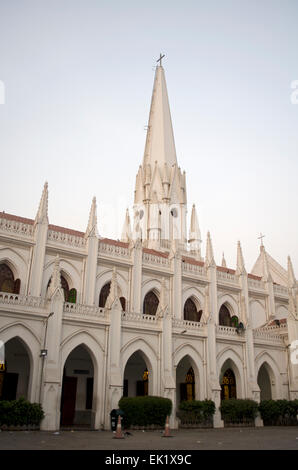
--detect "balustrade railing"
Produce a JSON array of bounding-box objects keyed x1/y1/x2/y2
[
  {"x1": 273, "y1": 284, "x2": 288, "y2": 296},
  {"x1": 173, "y1": 318, "x2": 205, "y2": 330},
  {"x1": 98, "y1": 241, "x2": 130, "y2": 258},
  {"x1": 142, "y1": 252, "x2": 170, "y2": 267},
  {"x1": 0, "y1": 217, "x2": 33, "y2": 238},
  {"x1": 217, "y1": 271, "x2": 238, "y2": 284},
  {"x1": 64, "y1": 302, "x2": 105, "y2": 317},
  {"x1": 0, "y1": 292, "x2": 46, "y2": 308},
  {"x1": 248, "y1": 278, "x2": 265, "y2": 290},
  {"x1": 121, "y1": 311, "x2": 158, "y2": 324},
  {"x1": 48, "y1": 229, "x2": 86, "y2": 248},
  {"x1": 182, "y1": 261, "x2": 205, "y2": 276}
]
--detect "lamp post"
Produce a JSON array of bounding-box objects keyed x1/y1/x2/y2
[{"x1": 39, "y1": 311, "x2": 54, "y2": 403}]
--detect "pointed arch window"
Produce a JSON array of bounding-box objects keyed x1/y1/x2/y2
[
  {"x1": 99, "y1": 282, "x2": 111, "y2": 308},
  {"x1": 143, "y1": 291, "x2": 159, "y2": 316},
  {"x1": 120, "y1": 297, "x2": 126, "y2": 311},
  {"x1": 184, "y1": 298, "x2": 202, "y2": 322},
  {"x1": 47, "y1": 274, "x2": 76, "y2": 303},
  {"x1": 219, "y1": 304, "x2": 238, "y2": 327},
  {"x1": 0, "y1": 264, "x2": 20, "y2": 294}
]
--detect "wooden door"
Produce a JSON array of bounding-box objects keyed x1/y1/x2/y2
[{"x1": 60, "y1": 376, "x2": 77, "y2": 425}]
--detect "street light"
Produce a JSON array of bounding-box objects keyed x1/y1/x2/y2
[{"x1": 39, "y1": 311, "x2": 54, "y2": 403}]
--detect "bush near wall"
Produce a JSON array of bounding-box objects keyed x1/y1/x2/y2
[
  {"x1": 118, "y1": 396, "x2": 172, "y2": 429},
  {"x1": 177, "y1": 400, "x2": 215, "y2": 428},
  {"x1": 0, "y1": 397, "x2": 44, "y2": 429},
  {"x1": 258, "y1": 400, "x2": 298, "y2": 426},
  {"x1": 220, "y1": 399, "x2": 259, "y2": 426}
]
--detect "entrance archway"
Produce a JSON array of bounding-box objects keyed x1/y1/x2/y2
[
  {"x1": 176, "y1": 356, "x2": 198, "y2": 403},
  {"x1": 220, "y1": 368, "x2": 237, "y2": 400},
  {"x1": 60, "y1": 345, "x2": 94, "y2": 427},
  {"x1": 123, "y1": 351, "x2": 150, "y2": 397},
  {"x1": 0, "y1": 337, "x2": 30, "y2": 400},
  {"x1": 257, "y1": 363, "x2": 272, "y2": 401}
]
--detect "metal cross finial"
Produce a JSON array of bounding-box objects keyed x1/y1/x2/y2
[
  {"x1": 258, "y1": 233, "x2": 265, "y2": 246},
  {"x1": 157, "y1": 53, "x2": 165, "y2": 66}
]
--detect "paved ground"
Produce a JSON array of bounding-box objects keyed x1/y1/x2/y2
[{"x1": 0, "y1": 426, "x2": 298, "y2": 450}]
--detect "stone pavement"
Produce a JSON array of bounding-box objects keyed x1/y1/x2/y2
[{"x1": 0, "y1": 427, "x2": 298, "y2": 450}]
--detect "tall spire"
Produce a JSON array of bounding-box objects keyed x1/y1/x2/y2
[
  {"x1": 260, "y1": 244, "x2": 273, "y2": 283},
  {"x1": 85, "y1": 197, "x2": 98, "y2": 238},
  {"x1": 189, "y1": 204, "x2": 202, "y2": 255},
  {"x1": 236, "y1": 240, "x2": 246, "y2": 275},
  {"x1": 205, "y1": 231, "x2": 216, "y2": 268},
  {"x1": 121, "y1": 209, "x2": 132, "y2": 242},
  {"x1": 142, "y1": 63, "x2": 178, "y2": 171},
  {"x1": 133, "y1": 59, "x2": 187, "y2": 248},
  {"x1": 288, "y1": 255, "x2": 296, "y2": 288},
  {"x1": 47, "y1": 255, "x2": 62, "y2": 299},
  {"x1": 221, "y1": 252, "x2": 227, "y2": 268},
  {"x1": 35, "y1": 181, "x2": 48, "y2": 225}
]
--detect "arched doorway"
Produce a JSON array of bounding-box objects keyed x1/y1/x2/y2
[
  {"x1": 183, "y1": 298, "x2": 202, "y2": 322},
  {"x1": 0, "y1": 263, "x2": 20, "y2": 294},
  {"x1": 220, "y1": 368, "x2": 237, "y2": 400},
  {"x1": 0, "y1": 337, "x2": 30, "y2": 400},
  {"x1": 176, "y1": 356, "x2": 197, "y2": 403},
  {"x1": 60, "y1": 345, "x2": 94, "y2": 427},
  {"x1": 143, "y1": 291, "x2": 159, "y2": 316},
  {"x1": 257, "y1": 363, "x2": 272, "y2": 401},
  {"x1": 123, "y1": 351, "x2": 150, "y2": 397}
]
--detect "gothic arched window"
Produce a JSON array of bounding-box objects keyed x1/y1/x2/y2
[
  {"x1": 61, "y1": 276, "x2": 69, "y2": 302},
  {"x1": 184, "y1": 298, "x2": 202, "y2": 322},
  {"x1": 99, "y1": 282, "x2": 111, "y2": 308},
  {"x1": 0, "y1": 264, "x2": 20, "y2": 294},
  {"x1": 120, "y1": 297, "x2": 126, "y2": 311},
  {"x1": 143, "y1": 291, "x2": 159, "y2": 316},
  {"x1": 46, "y1": 274, "x2": 76, "y2": 303},
  {"x1": 219, "y1": 304, "x2": 231, "y2": 326}
]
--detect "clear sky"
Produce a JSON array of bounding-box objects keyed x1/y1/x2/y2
[{"x1": 0, "y1": 0, "x2": 297, "y2": 274}]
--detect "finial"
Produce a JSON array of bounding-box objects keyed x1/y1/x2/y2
[
  {"x1": 156, "y1": 53, "x2": 165, "y2": 67},
  {"x1": 258, "y1": 232, "x2": 265, "y2": 247}
]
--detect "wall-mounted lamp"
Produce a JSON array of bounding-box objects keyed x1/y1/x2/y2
[{"x1": 40, "y1": 349, "x2": 48, "y2": 357}]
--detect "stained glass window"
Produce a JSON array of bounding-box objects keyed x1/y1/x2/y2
[{"x1": 68, "y1": 288, "x2": 77, "y2": 304}]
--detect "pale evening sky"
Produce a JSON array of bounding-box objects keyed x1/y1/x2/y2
[{"x1": 0, "y1": 0, "x2": 297, "y2": 273}]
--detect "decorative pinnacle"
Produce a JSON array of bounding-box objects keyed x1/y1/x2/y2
[{"x1": 35, "y1": 181, "x2": 49, "y2": 225}]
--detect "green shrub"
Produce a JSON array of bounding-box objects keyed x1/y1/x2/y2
[
  {"x1": 0, "y1": 397, "x2": 44, "y2": 427},
  {"x1": 118, "y1": 396, "x2": 172, "y2": 429},
  {"x1": 220, "y1": 399, "x2": 258, "y2": 423},
  {"x1": 177, "y1": 400, "x2": 215, "y2": 426},
  {"x1": 259, "y1": 400, "x2": 298, "y2": 425}
]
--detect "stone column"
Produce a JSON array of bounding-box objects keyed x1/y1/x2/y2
[
  {"x1": 104, "y1": 275, "x2": 123, "y2": 429},
  {"x1": 169, "y1": 241, "x2": 182, "y2": 319},
  {"x1": 40, "y1": 288, "x2": 64, "y2": 431},
  {"x1": 130, "y1": 239, "x2": 143, "y2": 313}
]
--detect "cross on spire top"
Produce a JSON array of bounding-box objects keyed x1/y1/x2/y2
[
  {"x1": 258, "y1": 233, "x2": 265, "y2": 246},
  {"x1": 157, "y1": 53, "x2": 165, "y2": 67}
]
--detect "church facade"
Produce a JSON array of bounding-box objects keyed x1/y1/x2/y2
[{"x1": 0, "y1": 63, "x2": 298, "y2": 431}]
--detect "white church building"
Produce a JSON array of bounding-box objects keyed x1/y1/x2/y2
[{"x1": 0, "y1": 62, "x2": 297, "y2": 430}]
